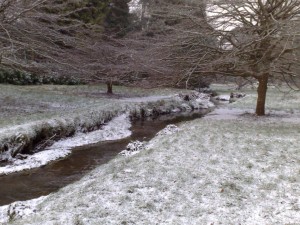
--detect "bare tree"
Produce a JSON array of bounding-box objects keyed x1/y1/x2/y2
[
  {"x1": 4, "y1": 0, "x2": 298, "y2": 115},
  {"x1": 0, "y1": 0, "x2": 92, "y2": 76},
  {"x1": 126, "y1": 0, "x2": 210, "y2": 88},
  {"x1": 165, "y1": 0, "x2": 300, "y2": 115},
  {"x1": 0, "y1": 0, "x2": 175, "y2": 93}
]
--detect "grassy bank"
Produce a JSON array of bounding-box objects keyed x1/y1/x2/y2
[
  {"x1": 211, "y1": 83, "x2": 300, "y2": 113},
  {"x1": 0, "y1": 84, "x2": 185, "y2": 128},
  {"x1": 2, "y1": 84, "x2": 299, "y2": 224},
  {"x1": 0, "y1": 84, "x2": 213, "y2": 162}
]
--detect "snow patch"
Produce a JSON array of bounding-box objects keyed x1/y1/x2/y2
[
  {"x1": 119, "y1": 141, "x2": 146, "y2": 156},
  {"x1": 0, "y1": 114, "x2": 132, "y2": 175},
  {"x1": 156, "y1": 124, "x2": 180, "y2": 136},
  {"x1": 2, "y1": 110, "x2": 300, "y2": 224},
  {"x1": 48, "y1": 114, "x2": 131, "y2": 151},
  {"x1": 0, "y1": 196, "x2": 46, "y2": 224},
  {"x1": 120, "y1": 124, "x2": 181, "y2": 157},
  {"x1": 0, "y1": 149, "x2": 70, "y2": 176},
  {"x1": 215, "y1": 95, "x2": 231, "y2": 101},
  {"x1": 205, "y1": 107, "x2": 251, "y2": 120},
  {"x1": 171, "y1": 93, "x2": 212, "y2": 112},
  {"x1": 121, "y1": 95, "x2": 174, "y2": 103}
]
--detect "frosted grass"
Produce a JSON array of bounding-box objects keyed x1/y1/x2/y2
[
  {"x1": 0, "y1": 84, "x2": 187, "y2": 128},
  {"x1": 0, "y1": 85, "x2": 118, "y2": 127},
  {"x1": 1, "y1": 85, "x2": 299, "y2": 224},
  {"x1": 0, "y1": 89, "x2": 214, "y2": 172},
  {"x1": 3, "y1": 105, "x2": 300, "y2": 224},
  {"x1": 211, "y1": 83, "x2": 300, "y2": 113}
]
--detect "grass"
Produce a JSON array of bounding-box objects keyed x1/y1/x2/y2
[
  {"x1": 211, "y1": 83, "x2": 300, "y2": 113},
  {"x1": 3, "y1": 83, "x2": 300, "y2": 224},
  {"x1": 0, "y1": 84, "x2": 185, "y2": 128},
  {"x1": 1, "y1": 84, "x2": 213, "y2": 161}
]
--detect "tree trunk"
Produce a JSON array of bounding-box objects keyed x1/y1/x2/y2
[
  {"x1": 255, "y1": 74, "x2": 269, "y2": 116},
  {"x1": 106, "y1": 80, "x2": 113, "y2": 94}
]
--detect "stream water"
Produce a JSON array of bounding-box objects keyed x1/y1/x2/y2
[{"x1": 0, "y1": 109, "x2": 210, "y2": 206}]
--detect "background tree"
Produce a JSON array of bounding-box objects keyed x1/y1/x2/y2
[
  {"x1": 0, "y1": 0, "x2": 177, "y2": 92},
  {"x1": 0, "y1": 0, "x2": 133, "y2": 86},
  {"x1": 167, "y1": 0, "x2": 300, "y2": 115},
  {"x1": 127, "y1": 0, "x2": 211, "y2": 88},
  {"x1": 0, "y1": 0, "x2": 107, "y2": 76},
  {"x1": 3, "y1": 0, "x2": 298, "y2": 114}
]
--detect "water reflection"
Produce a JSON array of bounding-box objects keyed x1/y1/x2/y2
[{"x1": 0, "y1": 109, "x2": 209, "y2": 206}]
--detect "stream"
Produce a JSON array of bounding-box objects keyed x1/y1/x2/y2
[{"x1": 0, "y1": 109, "x2": 210, "y2": 206}]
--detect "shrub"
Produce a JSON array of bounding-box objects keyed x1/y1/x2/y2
[{"x1": 0, "y1": 69, "x2": 85, "y2": 85}]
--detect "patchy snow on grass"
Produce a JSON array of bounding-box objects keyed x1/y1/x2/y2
[
  {"x1": 5, "y1": 103, "x2": 300, "y2": 224},
  {"x1": 215, "y1": 95, "x2": 231, "y2": 101},
  {"x1": 0, "y1": 84, "x2": 185, "y2": 128},
  {"x1": 225, "y1": 86, "x2": 300, "y2": 114},
  {"x1": 119, "y1": 125, "x2": 181, "y2": 157},
  {"x1": 121, "y1": 95, "x2": 174, "y2": 103},
  {"x1": 119, "y1": 141, "x2": 146, "y2": 157},
  {"x1": 0, "y1": 196, "x2": 46, "y2": 224},
  {"x1": 0, "y1": 89, "x2": 215, "y2": 167},
  {"x1": 155, "y1": 124, "x2": 180, "y2": 136},
  {"x1": 176, "y1": 92, "x2": 215, "y2": 110},
  {"x1": 1, "y1": 85, "x2": 300, "y2": 224},
  {"x1": 0, "y1": 114, "x2": 131, "y2": 175},
  {"x1": 206, "y1": 107, "x2": 254, "y2": 120}
]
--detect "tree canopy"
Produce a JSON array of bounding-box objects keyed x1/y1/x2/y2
[
  {"x1": 163, "y1": 0, "x2": 300, "y2": 115},
  {"x1": 1, "y1": 0, "x2": 299, "y2": 115}
]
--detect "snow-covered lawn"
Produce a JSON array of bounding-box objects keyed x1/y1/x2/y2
[
  {"x1": 1, "y1": 85, "x2": 299, "y2": 224},
  {"x1": 0, "y1": 84, "x2": 184, "y2": 128},
  {"x1": 0, "y1": 86, "x2": 213, "y2": 166},
  {"x1": 211, "y1": 83, "x2": 300, "y2": 114}
]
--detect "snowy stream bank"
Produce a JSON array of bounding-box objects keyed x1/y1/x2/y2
[
  {"x1": 0, "y1": 92, "x2": 214, "y2": 175},
  {"x1": 1, "y1": 107, "x2": 299, "y2": 224},
  {"x1": 0, "y1": 114, "x2": 131, "y2": 175},
  {"x1": 0, "y1": 96, "x2": 216, "y2": 223}
]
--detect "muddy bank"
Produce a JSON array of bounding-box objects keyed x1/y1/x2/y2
[{"x1": 0, "y1": 93, "x2": 214, "y2": 164}]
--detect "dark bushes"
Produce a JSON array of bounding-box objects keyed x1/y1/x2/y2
[{"x1": 0, "y1": 70, "x2": 84, "y2": 85}]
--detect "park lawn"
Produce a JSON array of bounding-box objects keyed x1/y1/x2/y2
[
  {"x1": 0, "y1": 84, "x2": 184, "y2": 128},
  {"x1": 1, "y1": 84, "x2": 299, "y2": 224},
  {"x1": 0, "y1": 83, "x2": 214, "y2": 174}
]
